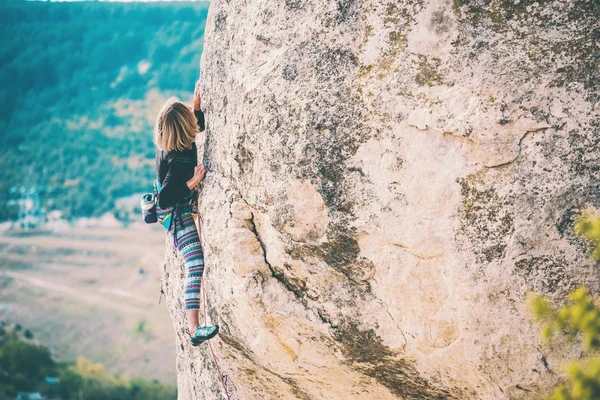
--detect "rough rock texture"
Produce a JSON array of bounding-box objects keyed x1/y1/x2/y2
[{"x1": 162, "y1": 0, "x2": 600, "y2": 398}]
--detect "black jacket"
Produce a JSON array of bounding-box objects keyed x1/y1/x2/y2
[{"x1": 155, "y1": 109, "x2": 205, "y2": 209}]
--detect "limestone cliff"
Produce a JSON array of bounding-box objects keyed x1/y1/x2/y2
[{"x1": 161, "y1": 0, "x2": 600, "y2": 398}]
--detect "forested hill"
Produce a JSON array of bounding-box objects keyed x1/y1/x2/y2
[{"x1": 0, "y1": 1, "x2": 209, "y2": 222}]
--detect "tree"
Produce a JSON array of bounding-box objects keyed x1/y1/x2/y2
[
  {"x1": 530, "y1": 212, "x2": 600, "y2": 400},
  {"x1": 0, "y1": 1, "x2": 209, "y2": 222},
  {"x1": 0, "y1": 333, "x2": 176, "y2": 399},
  {"x1": 574, "y1": 211, "x2": 600, "y2": 260},
  {"x1": 0, "y1": 332, "x2": 57, "y2": 395}
]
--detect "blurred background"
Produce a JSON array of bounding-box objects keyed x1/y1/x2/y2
[{"x1": 0, "y1": 1, "x2": 209, "y2": 398}]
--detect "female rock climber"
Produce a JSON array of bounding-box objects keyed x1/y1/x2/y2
[{"x1": 153, "y1": 80, "x2": 219, "y2": 346}]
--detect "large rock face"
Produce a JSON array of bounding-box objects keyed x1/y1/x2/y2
[{"x1": 162, "y1": 0, "x2": 600, "y2": 398}]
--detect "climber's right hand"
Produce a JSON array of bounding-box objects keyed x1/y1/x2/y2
[
  {"x1": 187, "y1": 164, "x2": 207, "y2": 189},
  {"x1": 193, "y1": 80, "x2": 201, "y2": 111}
]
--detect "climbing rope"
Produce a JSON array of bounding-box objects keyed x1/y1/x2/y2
[
  {"x1": 202, "y1": 279, "x2": 232, "y2": 399},
  {"x1": 199, "y1": 220, "x2": 233, "y2": 400}
]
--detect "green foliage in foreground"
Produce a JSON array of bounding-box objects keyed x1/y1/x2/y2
[
  {"x1": 0, "y1": 1, "x2": 209, "y2": 222},
  {"x1": 0, "y1": 329, "x2": 176, "y2": 399},
  {"x1": 531, "y1": 289, "x2": 600, "y2": 399},
  {"x1": 574, "y1": 212, "x2": 600, "y2": 260}
]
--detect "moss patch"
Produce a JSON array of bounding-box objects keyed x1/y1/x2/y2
[
  {"x1": 414, "y1": 55, "x2": 447, "y2": 87},
  {"x1": 267, "y1": 263, "x2": 308, "y2": 300},
  {"x1": 514, "y1": 256, "x2": 573, "y2": 295},
  {"x1": 333, "y1": 321, "x2": 467, "y2": 398},
  {"x1": 335, "y1": 0, "x2": 357, "y2": 24},
  {"x1": 358, "y1": 0, "x2": 424, "y2": 80},
  {"x1": 457, "y1": 171, "x2": 514, "y2": 264},
  {"x1": 214, "y1": 10, "x2": 227, "y2": 32},
  {"x1": 452, "y1": 0, "x2": 553, "y2": 32},
  {"x1": 452, "y1": 0, "x2": 599, "y2": 102},
  {"x1": 288, "y1": 235, "x2": 374, "y2": 287}
]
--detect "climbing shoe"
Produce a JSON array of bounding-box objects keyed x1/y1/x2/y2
[{"x1": 190, "y1": 325, "x2": 219, "y2": 346}]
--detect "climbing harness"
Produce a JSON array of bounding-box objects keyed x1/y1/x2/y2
[{"x1": 155, "y1": 180, "x2": 192, "y2": 233}]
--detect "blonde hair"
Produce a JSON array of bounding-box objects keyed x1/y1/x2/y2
[{"x1": 154, "y1": 97, "x2": 199, "y2": 152}]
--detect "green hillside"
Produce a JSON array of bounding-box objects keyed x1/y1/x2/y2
[
  {"x1": 0, "y1": 0, "x2": 210, "y2": 222},
  {"x1": 0, "y1": 325, "x2": 177, "y2": 399}
]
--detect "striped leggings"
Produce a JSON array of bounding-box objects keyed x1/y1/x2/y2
[{"x1": 164, "y1": 207, "x2": 204, "y2": 311}]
